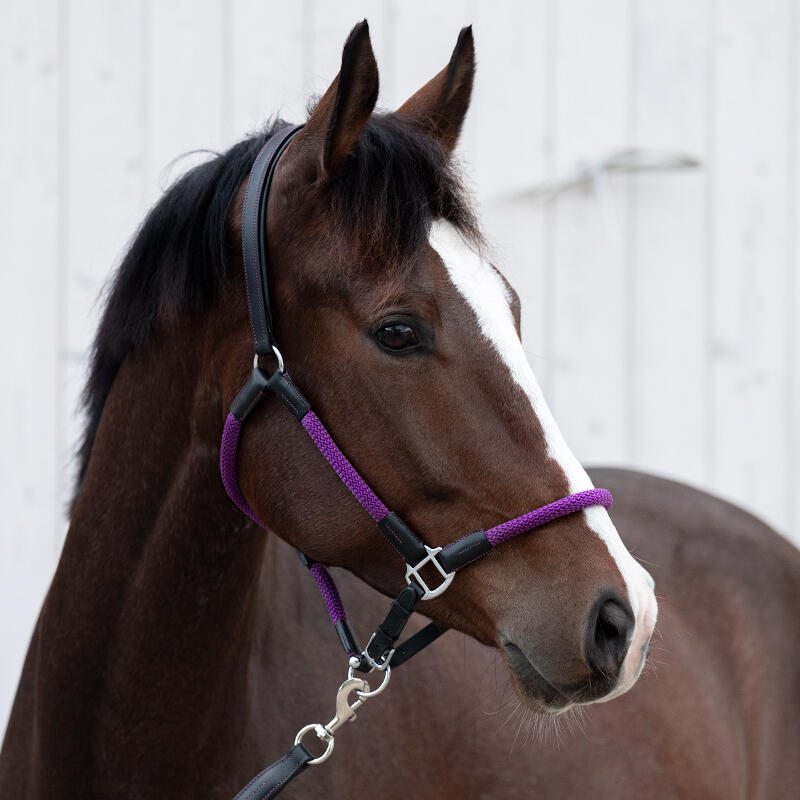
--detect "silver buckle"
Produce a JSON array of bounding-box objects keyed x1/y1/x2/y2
[
  {"x1": 405, "y1": 545, "x2": 455, "y2": 600},
  {"x1": 360, "y1": 632, "x2": 395, "y2": 672}
]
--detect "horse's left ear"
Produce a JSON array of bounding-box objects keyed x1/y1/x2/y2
[
  {"x1": 396, "y1": 25, "x2": 475, "y2": 152},
  {"x1": 297, "y1": 19, "x2": 379, "y2": 179}
]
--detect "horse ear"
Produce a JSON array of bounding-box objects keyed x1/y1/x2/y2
[
  {"x1": 299, "y1": 20, "x2": 379, "y2": 179},
  {"x1": 396, "y1": 26, "x2": 475, "y2": 152}
]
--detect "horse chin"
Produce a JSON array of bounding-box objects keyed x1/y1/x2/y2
[
  {"x1": 501, "y1": 638, "x2": 650, "y2": 715},
  {"x1": 501, "y1": 642, "x2": 577, "y2": 714}
]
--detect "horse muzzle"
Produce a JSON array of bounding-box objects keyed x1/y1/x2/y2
[{"x1": 500, "y1": 588, "x2": 645, "y2": 712}]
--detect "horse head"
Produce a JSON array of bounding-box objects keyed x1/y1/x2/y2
[{"x1": 221, "y1": 21, "x2": 657, "y2": 714}]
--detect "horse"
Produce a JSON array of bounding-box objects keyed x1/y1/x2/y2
[{"x1": 2, "y1": 20, "x2": 798, "y2": 800}]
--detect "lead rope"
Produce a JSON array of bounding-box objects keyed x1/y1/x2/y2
[{"x1": 231, "y1": 584, "x2": 430, "y2": 800}]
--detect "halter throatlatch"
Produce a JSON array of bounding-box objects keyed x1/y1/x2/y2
[{"x1": 224, "y1": 125, "x2": 614, "y2": 800}]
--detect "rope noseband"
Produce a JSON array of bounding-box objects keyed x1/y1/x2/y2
[{"x1": 224, "y1": 125, "x2": 613, "y2": 799}]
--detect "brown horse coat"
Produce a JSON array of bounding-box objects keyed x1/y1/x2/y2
[{"x1": 4, "y1": 460, "x2": 798, "y2": 798}]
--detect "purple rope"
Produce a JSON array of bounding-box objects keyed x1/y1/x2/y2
[
  {"x1": 222, "y1": 398, "x2": 613, "y2": 632},
  {"x1": 220, "y1": 413, "x2": 265, "y2": 527},
  {"x1": 485, "y1": 488, "x2": 612, "y2": 546},
  {"x1": 309, "y1": 563, "x2": 347, "y2": 625},
  {"x1": 301, "y1": 411, "x2": 390, "y2": 522},
  {"x1": 222, "y1": 414, "x2": 349, "y2": 628}
]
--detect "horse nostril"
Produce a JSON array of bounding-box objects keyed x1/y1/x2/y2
[{"x1": 585, "y1": 594, "x2": 634, "y2": 682}]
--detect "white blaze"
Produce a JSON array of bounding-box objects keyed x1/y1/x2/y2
[{"x1": 430, "y1": 220, "x2": 657, "y2": 697}]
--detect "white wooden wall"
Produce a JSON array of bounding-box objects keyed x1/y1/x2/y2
[{"x1": 1, "y1": 0, "x2": 798, "y2": 737}]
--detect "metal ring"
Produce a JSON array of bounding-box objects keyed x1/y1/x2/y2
[
  {"x1": 347, "y1": 665, "x2": 391, "y2": 699},
  {"x1": 271, "y1": 344, "x2": 285, "y2": 372},
  {"x1": 294, "y1": 723, "x2": 334, "y2": 765},
  {"x1": 253, "y1": 345, "x2": 285, "y2": 373}
]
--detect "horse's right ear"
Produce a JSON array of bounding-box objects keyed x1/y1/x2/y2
[
  {"x1": 295, "y1": 20, "x2": 379, "y2": 180},
  {"x1": 396, "y1": 26, "x2": 475, "y2": 152}
]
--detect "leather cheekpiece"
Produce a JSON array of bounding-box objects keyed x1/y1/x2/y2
[{"x1": 241, "y1": 124, "x2": 304, "y2": 354}]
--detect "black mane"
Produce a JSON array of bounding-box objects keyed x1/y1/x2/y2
[{"x1": 73, "y1": 113, "x2": 476, "y2": 506}]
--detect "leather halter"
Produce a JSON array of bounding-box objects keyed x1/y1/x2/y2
[{"x1": 224, "y1": 124, "x2": 613, "y2": 799}]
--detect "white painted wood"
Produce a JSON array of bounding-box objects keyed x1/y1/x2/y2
[
  {"x1": 388, "y1": 0, "x2": 471, "y2": 111},
  {"x1": 230, "y1": 0, "x2": 307, "y2": 134},
  {"x1": 63, "y1": 0, "x2": 148, "y2": 547},
  {"x1": 470, "y1": 1, "x2": 551, "y2": 394},
  {"x1": 462, "y1": 2, "x2": 547, "y2": 198},
  {"x1": 146, "y1": 0, "x2": 228, "y2": 204},
  {"x1": 0, "y1": 0, "x2": 62, "y2": 740},
  {"x1": 547, "y1": 0, "x2": 633, "y2": 464},
  {"x1": 306, "y1": 3, "x2": 392, "y2": 105},
  {"x1": 791, "y1": 2, "x2": 800, "y2": 539},
  {"x1": 709, "y1": 0, "x2": 793, "y2": 533},
  {"x1": 627, "y1": 1, "x2": 709, "y2": 487}
]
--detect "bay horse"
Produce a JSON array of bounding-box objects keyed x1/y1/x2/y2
[{"x1": 2, "y1": 20, "x2": 798, "y2": 800}]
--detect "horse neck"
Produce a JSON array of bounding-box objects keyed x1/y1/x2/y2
[{"x1": 14, "y1": 318, "x2": 276, "y2": 794}]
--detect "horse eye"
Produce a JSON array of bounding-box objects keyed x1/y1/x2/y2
[{"x1": 376, "y1": 322, "x2": 419, "y2": 352}]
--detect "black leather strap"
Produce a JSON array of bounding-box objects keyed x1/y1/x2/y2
[
  {"x1": 241, "y1": 124, "x2": 304, "y2": 354},
  {"x1": 232, "y1": 743, "x2": 312, "y2": 800},
  {"x1": 230, "y1": 367, "x2": 312, "y2": 423},
  {"x1": 364, "y1": 584, "x2": 422, "y2": 667},
  {"x1": 438, "y1": 529, "x2": 492, "y2": 573},
  {"x1": 390, "y1": 623, "x2": 447, "y2": 668},
  {"x1": 335, "y1": 619, "x2": 361, "y2": 658},
  {"x1": 266, "y1": 370, "x2": 311, "y2": 420},
  {"x1": 376, "y1": 512, "x2": 428, "y2": 565},
  {"x1": 231, "y1": 368, "x2": 270, "y2": 421}
]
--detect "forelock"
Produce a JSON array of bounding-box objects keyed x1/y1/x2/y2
[{"x1": 324, "y1": 111, "x2": 481, "y2": 265}]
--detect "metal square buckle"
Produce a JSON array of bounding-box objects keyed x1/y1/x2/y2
[{"x1": 405, "y1": 545, "x2": 455, "y2": 600}]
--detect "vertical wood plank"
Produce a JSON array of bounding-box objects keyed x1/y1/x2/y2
[
  {"x1": 0, "y1": 0, "x2": 62, "y2": 737},
  {"x1": 628, "y1": 1, "x2": 709, "y2": 485},
  {"x1": 789, "y1": 0, "x2": 799, "y2": 539},
  {"x1": 306, "y1": 2, "x2": 392, "y2": 103},
  {"x1": 230, "y1": 0, "x2": 307, "y2": 135},
  {"x1": 463, "y1": 2, "x2": 547, "y2": 198},
  {"x1": 548, "y1": 0, "x2": 633, "y2": 464},
  {"x1": 146, "y1": 0, "x2": 227, "y2": 206},
  {"x1": 469, "y1": 1, "x2": 550, "y2": 391},
  {"x1": 709, "y1": 0, "x2": 792, "y2": 533},
  {"x1": 387, "y1": 1, "x2": 471, "y2": 111},
  {"x1": 63, "y1": 0, "x2": 147, "y2": 544}
]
